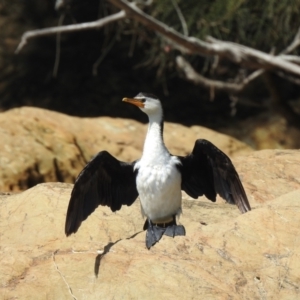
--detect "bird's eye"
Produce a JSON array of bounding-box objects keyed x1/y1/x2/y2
[{"x1": 141, "y1": 98, "x2": 146, "y2": 103}]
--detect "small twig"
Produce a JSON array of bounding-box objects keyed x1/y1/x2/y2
[
  {"x1": 281, "y1": 26, "x2": 300, "y2": 55},
  {"x1": 210, "y1": 55, "x2": 219, "y2": 75},
  {"x1": 53, "y1": 13, "x2": 65, "y2": 78},
  {"x1": 276, "y1": 71, "x2": 300, "y2": 86},
  {"x1": 16, "y1": 10, "x2": 126, "y2": 53},
  {"x1": 170, "y1": 0, "x2": 188, "y2": 36},
  {"x1": 229, "y1": 94, "x2": 238, "y2": 116},
  {"x1": 93, "y1": 35, "x2": 117, "y2": 76},
  {"x1": 128, "y1": 30, "x2": 137, "y2": 57}
]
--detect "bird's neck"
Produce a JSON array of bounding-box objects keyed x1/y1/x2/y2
[{"x1": 142, "y1": 112, "x2": 168, "y2": 161}]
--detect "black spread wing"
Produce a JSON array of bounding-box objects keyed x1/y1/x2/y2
[
  {"x1": 178, "y1": 139, "x2": 251, "y2": 213},
  {"x1": 65, "y1": 151, "x2": 139, "y2": 236}
]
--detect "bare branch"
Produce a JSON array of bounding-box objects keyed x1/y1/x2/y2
[
  {"x1": 15, "y1": 0, "x2": 300, "y2": 91},
  {"x1": 16, "y1": 10, "x2": 126, "y2": 53},
  {"x1": 176, "y1": 56, "x2": 263, "y2": 93},
  {"x1": 177, "y1": 25, "x2": 300, "y2": 93},
  {"x1": 108, "y1": 0, "x2": 237, "y2": 56},
  {"x1": 281, "y1": 26, "x2": 300, "y2": 55},
  {"x1": 53, "y1": 13, "x2": 65, "y2": 78},
  {"x1": 279, "y1": 55, "x2": 300, "y2": 65},
  {"x1": 16, "y1": 0, "x2": 300, "y2": 78},
  {"x1": 109, "y1": 0, "x2": 300, "y2": 77},
  {"x1": 170, "y1": 0, "x2": 189, "y2": 36},
  {"x1": 92, "y1": 35, "x2": 117, "y2": 76},
  {"x1": 206, "y1": 36, "x2": 300, "y2": 77}
]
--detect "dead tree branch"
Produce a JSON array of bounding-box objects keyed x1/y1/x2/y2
[
  {"x1": 279, "y1": 55, "x2": 300, "y2": 65},
  {"x1": 109, "y1": 0, "x2": 300, "y2": 77},
  {"x1": 16, "y1": 0, "x2": 300, "y2": 78},
  {"x1": 176, "y1": 25, "x2": 300, "y2": 94},
  {"x1": 176, "y1": 56, "x2": 262, "y2": 93},
  {"x1": 16, "y1": 10, "x2": 126, "y2": 53},
  {"x1": 15, "y1": 0, "x2": 300, "y2": 92},
  {"x1": 14, "y1": 0, "x2": 300, "y2": 127},
  {"x1": 206, "y1": 36, "x2": 300, "y2": 76}
]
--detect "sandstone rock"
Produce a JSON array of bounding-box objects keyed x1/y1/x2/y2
[
  {"x1": 221, "y1": 112, "x2": 300, "y2": 150},
  {"x1": 1, "y1": 149, "x2": 300, "y2": 299},
  {"x1": 233, "y1": 149, "x2": 300, "y2": 204},
  {"x1": 0, "y1": 107, "x2": 252, "y2": 191}
]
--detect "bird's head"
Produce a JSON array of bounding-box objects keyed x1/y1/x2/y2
[{"x1": 123, "y1": 92, "x2": 162, "y2": 116}]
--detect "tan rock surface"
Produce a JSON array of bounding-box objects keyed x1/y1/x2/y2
[
  {"x1": 233, "y1": 149, "x2": 300, "y2": 204},
  {"x1": 221, "y1": 113, "x2": 300, "y2": 150},
  {"x1": 0, "y1": 107, "x2": 252, "y2": 191},
  {"x1": 1, "y1": 150, "x2": 300, "y2": 299}
]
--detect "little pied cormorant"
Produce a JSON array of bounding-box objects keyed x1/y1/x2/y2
[{"x1": 65, "y1": 93, "x2": 251, "y2": 249}]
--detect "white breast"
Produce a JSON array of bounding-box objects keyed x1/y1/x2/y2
[{"x1": 135, "y1": 155, "x2": 182, "y2": 222}]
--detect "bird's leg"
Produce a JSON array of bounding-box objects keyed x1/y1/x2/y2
[
  {"x1": 144, "y1": 216, "x2": 186, "y2": 249},
  {"x1": 145, "y1": 219, "x2": 165, "y2": 249},
  {"x1": 164, "y1": 215, "x2": 186, "y2": 237}
]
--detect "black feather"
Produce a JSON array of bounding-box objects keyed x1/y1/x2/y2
[
  {"x1": 178, "y1": 139, "x2": 251, "y2": 213},
  {"x1": 65, "y1": 151, "x2": 138, "y2": 236}
]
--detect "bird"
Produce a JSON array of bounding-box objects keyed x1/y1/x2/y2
[{"x1": 65, "y1": 92, "x2": 251, "y2": 249}]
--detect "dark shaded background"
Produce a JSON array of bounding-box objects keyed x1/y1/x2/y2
[{"x1": 0, "y1": 0, "x2": 299, "y2": 129}]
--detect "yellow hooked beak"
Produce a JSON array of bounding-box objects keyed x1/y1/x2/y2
[{"x1": 122, "y1": 97, "x2": 145, "y2": 108}]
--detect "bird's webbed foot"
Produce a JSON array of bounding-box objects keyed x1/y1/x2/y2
[
  {"x1": 164, "y1": 224, "x2": 186, "y2": 237},
  {"x1": 145, "y1": 220, "x2": 165, "y2": 249},
  {"x1": 144, "y1": 216, "x2": 186, "y2": 249}
]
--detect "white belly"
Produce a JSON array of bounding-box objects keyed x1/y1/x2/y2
[{"x1": 136, "y1": 158, "x2": 182, "y2": 222}]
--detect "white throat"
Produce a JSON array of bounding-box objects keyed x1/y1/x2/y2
[{"x1": 141, "y1": 110, "x2": 169, "y2": 163}]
